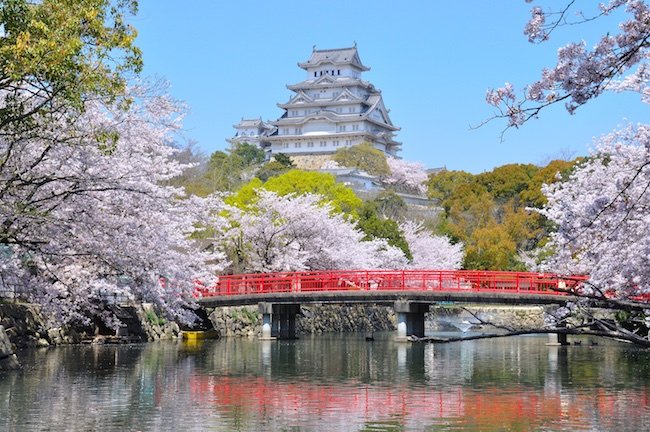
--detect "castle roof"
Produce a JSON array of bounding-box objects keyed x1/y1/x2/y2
[
  {"x1": 233, "y1": 118, "x2": 265, "y2": 128},
  {"x1": 298, "y1": 46, "x2": 370, "y2": 71},
  {"x1": 287, "y1": 76, "x2": 375, "y2": 91},
  {"x1": 269, "y1": 108, "x2": 399, "y2": 132}
]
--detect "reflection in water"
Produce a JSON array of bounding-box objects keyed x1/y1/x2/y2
[{"x1": 1, "y1": 334, "x2": 650, "y2": 431}]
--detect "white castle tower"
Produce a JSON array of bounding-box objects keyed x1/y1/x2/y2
[{"x1": 230, "y1": 45, "x2": 401, "y2": 169}]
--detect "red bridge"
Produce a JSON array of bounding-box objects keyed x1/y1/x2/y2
[
  {"x1": 194, "y1": 270, "x2": 593, "y2": 340},
  {"x1": 196, "y1": 270, "x2": 587, "y2": 340},
  {"x1": 196, "y1": 270, "x2": 586, "y2": 307}
]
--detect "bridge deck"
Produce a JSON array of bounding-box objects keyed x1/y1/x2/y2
[{"x1": 196, "y1": 270, "x2": 585, "y2": 307}]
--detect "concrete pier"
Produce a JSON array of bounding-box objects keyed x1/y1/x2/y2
[
  {"x1": 258, "y1": 302, "x2": 301, "y2": 340},
  {"x1": 546, "y1": 332, "x2": 569, "y2": 346},
  {"x1": 394, "y1": 301, "x2": 432, "y2": 341}
]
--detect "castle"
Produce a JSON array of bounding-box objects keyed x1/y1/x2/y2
[{"x1": 229, "y1": 45, "x2": 401, "y2": 170}]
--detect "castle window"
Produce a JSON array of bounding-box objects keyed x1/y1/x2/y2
[
  {"x1": 352, "y1": 124, "x2": 359, "y2": 131},
  {"x1": 337, "y1": 70, "x2": 340, "y2": 75},
  {"x1": 282, "y1": 128, "x2": 289, "y2": 135},
  {"x1": 334, "y1": 140, "x2": 339, "y2": 147},
  {"x1": 307, "y1": 142, "x2": 314, "y2": 148},
  {"x1": 295, "y1": 143, "x2": 301, "y2": 148},
  {"x1": 314, "y1": 72, "x2": 317, "y2": 77},
  {"x1": 320, "y1": 141, "x2": 327, "y2": 147},
  {"x1": 294, "y1": 127, "x2": 301, "y2": 134}
]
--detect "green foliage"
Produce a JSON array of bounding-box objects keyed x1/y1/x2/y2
[
  {"x1": 170, "y1": 141, "x2": 269, "y2": 196},
  {"x1": 0, "y1": 0, "x2": 142, "y2": 127},
  {"x1": 272, "y1": 153, "x2": 295, "y2": 168},
  {"x1": 254, "y1": 153, "x2": 295, "y2": 182},
  {"x1": 145, "y1": 310, "x2": 166, "y2": 326},
  {"x1": 427, "y1": 170, "x2": 475, "y2": 202},
  {"x1": 476, "y1": 164, "x2": 538, "y2": 201},
  {"x1": 255, "y1": 160, "x2": 291, "y2": 182},
  {"x1": 332, "y1": 142, "x2": 390, "y2": 176},
  {"x1": 519, "y1": 159, "x2": 576, "y2": 207},
  {"x1": 370, "y1": 190, "x2": 407, "y2": 220},
  {"x1": 203, "y1": 150, "x2": 246, "y2": 192},
  {"x1": 231, "y1": 142, "x2": 265, "y2": 166},
  {"x1": 230, "y1": 170, "x2": 363, "y2": 216},
  {"x1": 357, "y1": 201, "x2": 412, "y2": 260},
  {"x1": 428, "y1": 160, "x2": 578, "y2": 270}
]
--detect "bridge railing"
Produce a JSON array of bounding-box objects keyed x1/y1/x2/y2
[{"x1": 194, "y1": 270, "x2": 588, "y2": 298}]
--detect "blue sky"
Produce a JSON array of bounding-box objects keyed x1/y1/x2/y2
[{"x1": 134, "y1": 1, "x2": 647, "y2": 173}]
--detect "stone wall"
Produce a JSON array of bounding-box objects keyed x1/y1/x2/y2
[
  {"x1": 0, "y1": 325, "x2": 20, "y2": 370},
  {"x1": 427, "y1": 305, "x2": 545, "y2": 331},
  {"x1": 0, "y1": 303, "x2": 59, "y2": 348},
  {"x1": 208, "y1": 304, "x2": 397, "y2": 338},
  {"x1": 289, "y1": 154, "x2": 333, "y2": 170},
  {"x1": 0, "y1": 302, "x2": 181, "y2": 348},
  {"x1": 207, "y1": 304, "x2": 547, "y2": 338},
  {"x1": 298, "y1": 304, "x2": 395, "y2": 333}
]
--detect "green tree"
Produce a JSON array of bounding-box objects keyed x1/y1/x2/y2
[
  {"x1": 255, "y1": 153, "x2": 295, "y2": 181},
  {"x1": 0, "y1": 0, "x2": 142, "y2": 128},
  {"x1": 332, "y1": 143, "x2": 390, "y2": 176},
  {"x1": 357, "y1": 201, "x2": 412, "y2": 260},
  {"x1": 427, "y1": 170, "x2": 475, "y2": 202},
  {"x1": 231, "y1": 142, "x2": 265, "y2": 166},
  {"x1": 272, "y1": 153, "x2": 295, "y2": 168},
  {"x1": 229, "y1": 170, "x2": 363, "y2": 216},
  {"x1": 370, "y1": 190, "x2": 407, "y2": 220},
  {"x1": 427, "y1": 160, "x2": 578, "y2": 271},
  {"x1": 465, "y1": 224, "x2": 518, "y2": 270},
  {"x1": 476, "y1": 164, "x2": 538, "y2": 201}
]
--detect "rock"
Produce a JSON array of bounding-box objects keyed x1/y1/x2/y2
[
  {"x1": 36, "y1": 338, "x2": 50, "y2": 348},
  {"x1": 0, "y1": 353, "x2": 20, "y2": 370},
  {"x1": 0, "y1": 325, "x2": 21, "y2": 370}
]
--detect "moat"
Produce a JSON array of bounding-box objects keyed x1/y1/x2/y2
[{"x1": 2, "y1": 333, "x2": 650, "y2": 431}]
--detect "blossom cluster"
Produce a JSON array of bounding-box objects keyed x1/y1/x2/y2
[
  {"x1": 539, "y1": 124, "x2": 650, "y2": 297},
  {"x1": 383, "y1": 157, "x2": 428, "y2": 195},
  {"x1": 0, "y1": 87, "x2": 225, "y2": 326},
  {"x1": 214, "y1": 191, "x2": 462, "y2": 273}
]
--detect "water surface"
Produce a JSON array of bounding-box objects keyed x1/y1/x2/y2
[{"x1": 1, "y1": 333, "x2": 649, "y2": 431}]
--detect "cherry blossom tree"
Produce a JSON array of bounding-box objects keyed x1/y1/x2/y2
[
  {"x1": 487, "y1": 1, "x2": 649, "y2": 129},
  {"x1": 483, "y1": 1, "x2": 650, "y2": 344},
  {"x1": 536, "y1": 125, "x2": 650, "y2": 345},
  {"x1": 399, "y1": 221, "x2": 463, "y2": 270},
  {"x1": 216, "y1": 191, "x2": 408, "y2": 273},
  {"x1": 0, "y1": 86, "x2": 227, "y2": 327},
  {"x1": 539, "y1": 124, "x2": 650, "y2": 297},
  {"x1": 384, "y1": 157, "x2": 428, "y2": 195}
]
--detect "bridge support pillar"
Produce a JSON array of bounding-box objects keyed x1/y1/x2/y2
[
  {"x1": 258, "y1": 302, "x2": 275, "y2": 340},
  {"x1": 258, "y1": 303, "x2": 300, "y2": 340},
  {"x1": 544, "y1": 306, "x2": 569, "y2": 346},
  {"x1": 394, "y1": 301, "x2": 431, "y2": 341},
  {"x1": 546, "y1": 332, "x2": 568, "y2": 346}
]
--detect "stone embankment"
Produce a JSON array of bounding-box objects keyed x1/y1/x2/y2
[
  {"x1": 0, "y1": 325, "x2": 20, "y2": 370},
  {"x1": 207, "y1": 304, "x2": 545, "y2": 338},
  {"x1": 208, "y1": 304, "x2": 396, "y2": 337},
  {"x1": 428, "y1": 305, "x2": 545, "y2": 331},
  {"x1": 0, "y1": 302, "x2": 181, "y2": 354}
]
